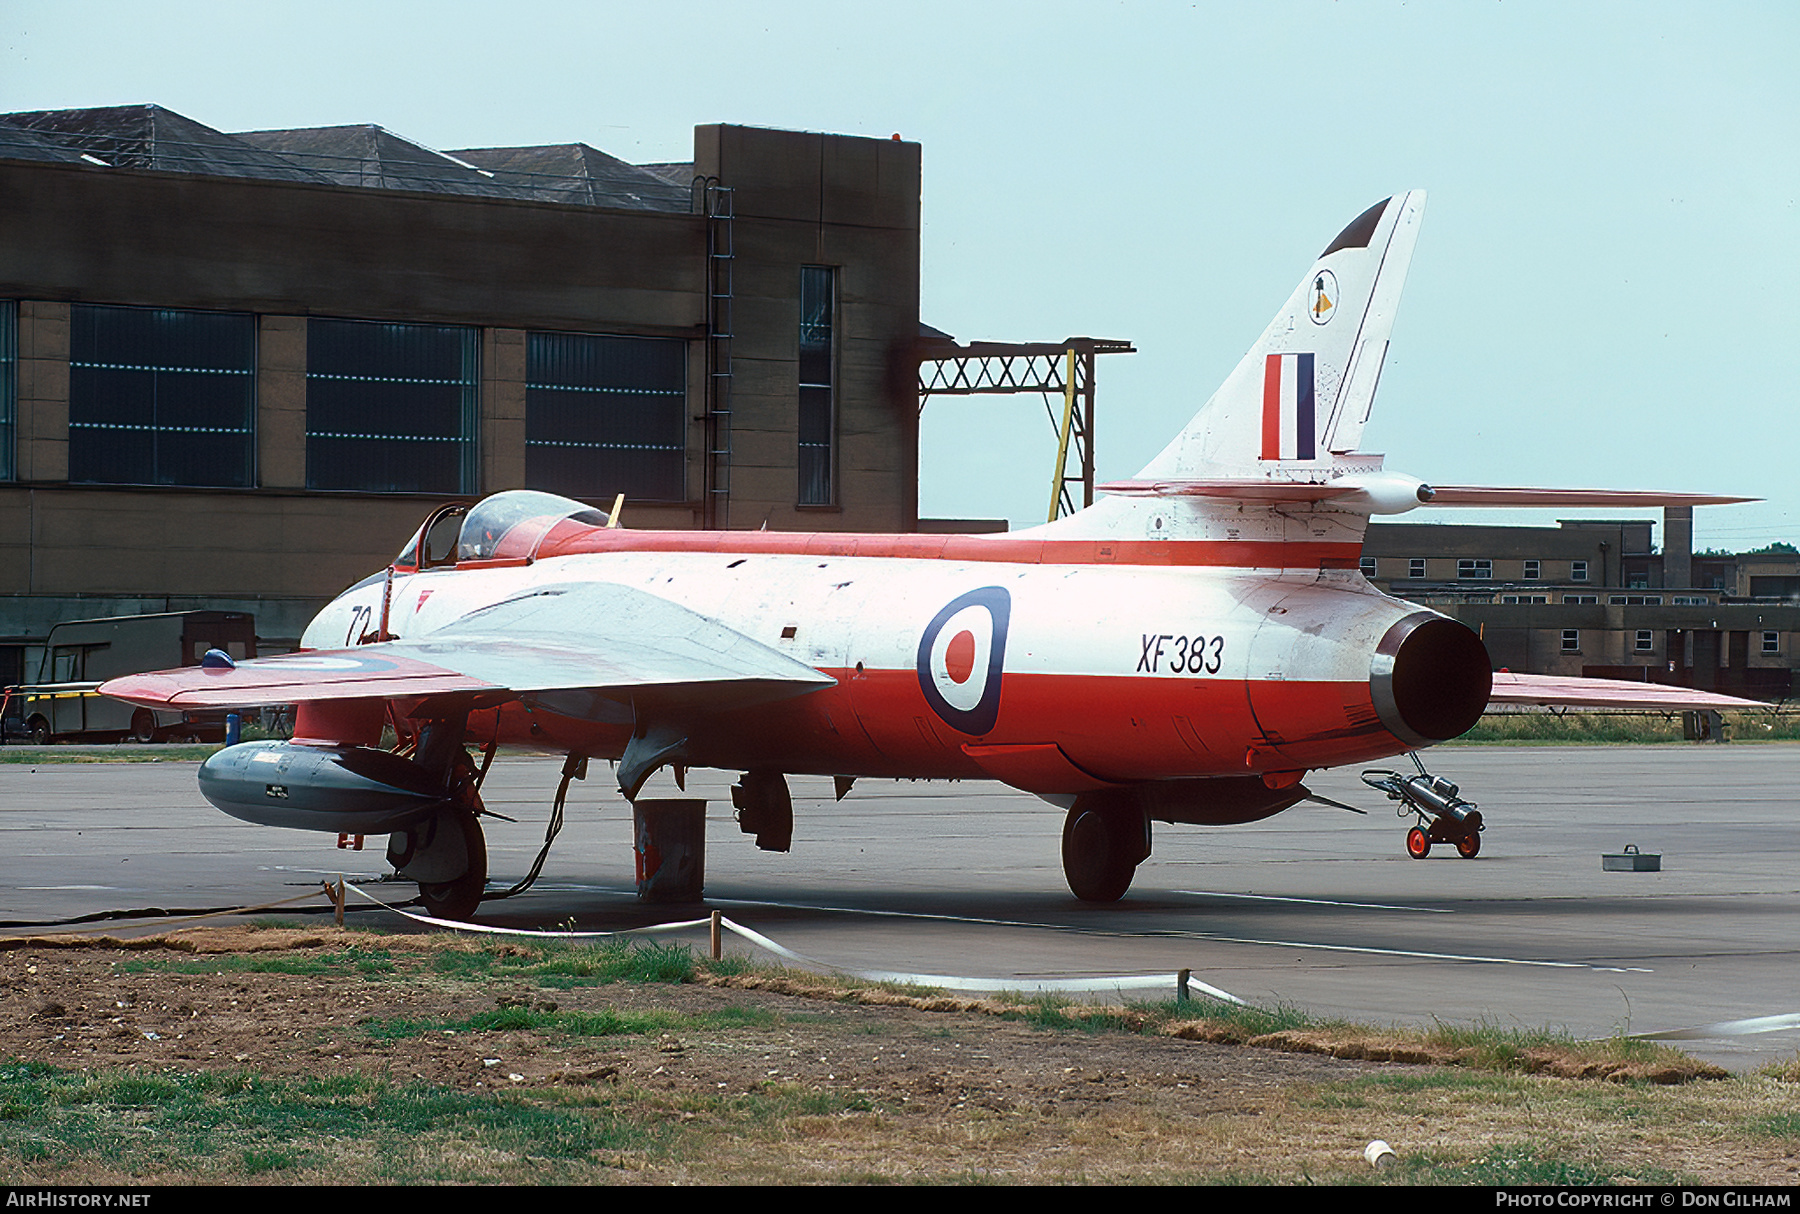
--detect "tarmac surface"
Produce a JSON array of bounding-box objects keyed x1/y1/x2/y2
[{"x1": 3, "y1": 742, "x2": 1797, "y2": 1071}]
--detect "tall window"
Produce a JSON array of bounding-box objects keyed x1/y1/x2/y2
[
  {"x1": 1523, "y1": 559, "x2": 1540, "y2": 580},
  {"x1": 1408, "y1": 558, "x2": 1425, "y2": 579},
  {"x1": 0, "y1": 301, "x2": 14, "y2": 481},
  {"x1": 525, "y1": 332, "x2": 685, "y2": 501},
  {"x1": 306, "y1": 319, "x2": 477, "y2": 494},
  {"x1": 1571, "y1": 560, "x2": 1589, "y2": 582},
  {"x1": 68, "y1": 304, "x2": 255, "y2": 487},
  {"x1": 798, "y1": 266, "x2": 835, "y2": 506}
]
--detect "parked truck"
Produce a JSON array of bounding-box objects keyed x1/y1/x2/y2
[{"x1": 3, "y1": 611, "x2": 257, "y2": 743}]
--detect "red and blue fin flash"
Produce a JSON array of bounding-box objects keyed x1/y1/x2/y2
[{"x1": 1260, "y1": 352, "x2": 1315, "y2": 461}]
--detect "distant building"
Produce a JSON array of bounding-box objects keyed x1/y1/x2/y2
[
  {"x1": 0, "y1": 104, "x2": 922, "y2": 675},
  {"x1": 1365, "y1": 510, "x2": 1799, "y2": 700}
]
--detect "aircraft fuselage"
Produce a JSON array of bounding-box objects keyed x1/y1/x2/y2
[{"x1": 304, "y1": 531, "x2": 1485, "y2": 795}]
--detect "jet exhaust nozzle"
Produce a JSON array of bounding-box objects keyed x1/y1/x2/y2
[{"x1": 1370, "y1": 613, "x2": 1492, "y2": 748}]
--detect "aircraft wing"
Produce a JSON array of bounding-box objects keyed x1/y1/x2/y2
[
  {"x1": 1423, "y1": 487, "x2": 1753, "y2": 508},
  {"x1": 100, "y1": 582, "x2": 836, "y2": 710},
  {"x1": 1487, "y1": 672, "x2": 1764, "y2": 711}
]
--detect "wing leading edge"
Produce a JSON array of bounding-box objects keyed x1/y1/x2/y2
[{"x1": 100, "y1": 582, "x2": 836, "y2": 711}]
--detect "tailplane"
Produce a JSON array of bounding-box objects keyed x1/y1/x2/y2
[{"x1": 1136, "y1": 191, "x2": 1426, "y2": 480}]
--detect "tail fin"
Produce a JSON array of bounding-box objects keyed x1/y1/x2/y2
[{"x1": 1136, "y1": 191, "x2": 1425, "y2": 480}]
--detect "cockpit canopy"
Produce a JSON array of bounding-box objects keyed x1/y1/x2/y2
[{"x1": 394, "y1": 490, "x2": 610, "y2": 570}]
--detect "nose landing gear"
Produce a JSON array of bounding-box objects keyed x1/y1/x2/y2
[{"x1": 1364, "y1": 753, "x2": 1483, "y2": 860}]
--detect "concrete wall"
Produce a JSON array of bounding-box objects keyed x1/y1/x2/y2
[{"x1": 696, "y1": 125, "x2": 921, "y2": 533}]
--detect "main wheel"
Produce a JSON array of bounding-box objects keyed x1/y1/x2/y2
[
  {"x1": 417, "y1": 807, "x2": 488, "y2": 921},
  {"x1": 1456, "y1": 829, "x2": 1481, "y2": 859},
  {"x1": 1061, "y1": 799, "x2": 1148, "y2": 902},
  {"x1": 1406, "y1": 825, "x2": 1430, "y2": 859}
]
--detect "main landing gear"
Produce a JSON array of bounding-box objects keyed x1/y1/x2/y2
[
  {"x1": 1061, "y1": 792, "x2": 1152, "y2": 902},
  {"x1": 390, "y1": 804, "x2": 489, "y2": 921},
  {"x1": 385, "y1": 717, "x2": 497, "y2": 921},
  {"x1": 1362, "y1": 753, "x2": 1483, "y2": 860}
]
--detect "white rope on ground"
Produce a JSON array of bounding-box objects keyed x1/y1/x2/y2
[
  {"x1": 344, "y1": 881, "x2": 708, "y2": 938},
  {"x1": 340, "y1": 883, "x2": 1243, "y2": 1002},
  {"x1": 719, "y1": 914, "x2": 1230, "y2": 997},
  {"x1": 1629, "y1": 1012, "x2": 1800, "y2": 1040}
]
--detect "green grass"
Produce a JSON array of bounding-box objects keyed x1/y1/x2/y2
[
  {"x1": 361, "y1": 1001, "x2": 777, "y2": 1042},
  {"x1": 430, "y1": 939, "x2": 696, "y2": 987},
  {"x1": 116, "y1": 947, "x2": 398, "y2": 977},
  {"x1": 1454, "y1": 709, "x2": 1800, "y2": 745},
  {"x1": 1421, "y1": 1018, "x2": 1700, "y2": 1075},
  {"x1": 1397, "y1": 1143, "x2": 1687, "y2": 1186},
  {"x1": 0, "y1": 744, "x2": 222, "y2": 763},
  {"x1": 979, "y1": 992, "x2": 1323, "y2": 1039},
  {"x1": 1746, "y1": 1112, "x2": 1800, "y2": 1139},
  {"x1": 1164, "y1": 996, "x2": 1323, "y2": 1038},
  {"x1": 0, "y1": 1060, "x2": 667, "y2": 1181}
]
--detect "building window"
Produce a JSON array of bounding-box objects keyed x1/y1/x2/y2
[
  {"x1": 798, "y1": 266, "x2": 836, "y2": 506},
  {"x1": 1571, "y1": 560, "x2": 1589, "y2": 582},
  {"x1": 1609, "y1": 595, "x2": 1662, "y2": 605},
  {"x1": 1523, "y1": 559, "x2": 1540, "y2": 580},
  {"x1": 0, "y1": 300, "x2": 13, "y2": 481},
  {"x1": 1671, "y1": 595, "x2": 1709, "y2": 605},
  {"x1": 525, "y1": 332, "x2": 686, "y2": 502},
  {"x1": 1359, "y1": 556, "x2": 1377, "y2": 576},
  {"x1": 1561, "y1": 629, "x2": 1580, "y2": 653},
  {"x1": 1500, "y1": 594, "x2": 1549, "y2": 604},
  {"x1": 1457, "y1": 559, "x2": 1492, "y2": 580},
  {"x1": 306, "y1": 319, "x2": 477, "y2": 494},
  {"x1": 1563, "y1": 594, "x2": 1598, "y2": 604},
  {"x1": 1408, "y1": 558, "x2": 1426, "y2": 579},
  {"x1": 1764, "y1": 631, "x2": 1781, "y2": 655},
  {"x1": 1635, "y1": 630, "x2": 1654, "y2": 652},
  {"x1": 67, "y1": 304, "x2": 255, "y2": 487}
]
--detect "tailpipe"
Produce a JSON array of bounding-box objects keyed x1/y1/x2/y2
[{"x1": 1370, "y1": 612, "x2": 1491, "y2": 748}]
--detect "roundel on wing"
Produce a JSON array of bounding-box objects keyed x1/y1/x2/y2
[
  {"x1": 268, "y1": 654, "x2": 398, "y2": 672},
  {"x1": 916, "y1": 586, "x2": 1011, "y2": 736}
]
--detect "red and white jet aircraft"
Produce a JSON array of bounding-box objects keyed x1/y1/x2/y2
[{"x1": 104, "y1": 190, "x2": 1756, "y2": 919}]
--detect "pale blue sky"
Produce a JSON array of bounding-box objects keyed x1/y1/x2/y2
[{"x1": 5, "y1": 1, "x2": 1795, "y2": 548}]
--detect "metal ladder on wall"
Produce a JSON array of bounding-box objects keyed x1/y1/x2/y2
[{"x1": 700, "y1": 181, "x2": 735, "y2": 530}]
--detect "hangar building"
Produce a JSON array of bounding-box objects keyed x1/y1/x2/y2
[{"x1": 0, "y1": 104, "x2": 921, "y2": 675}]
